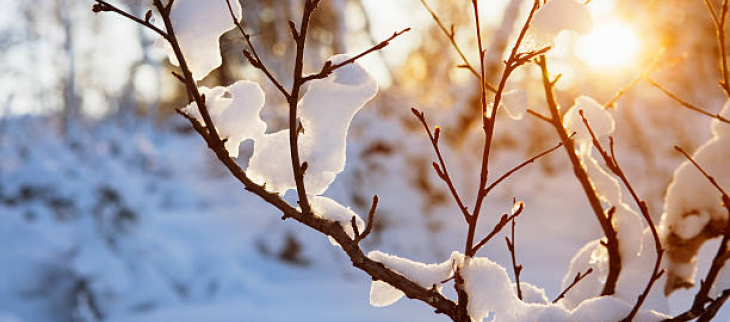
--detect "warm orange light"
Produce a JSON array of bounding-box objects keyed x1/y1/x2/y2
[{"x1": 575, "y1": 22, "x2": 641, "y2": 70}]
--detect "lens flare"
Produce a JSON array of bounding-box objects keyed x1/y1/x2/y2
[{"x1": 576, "y1": 22, "x2": 641, "y2": 70}]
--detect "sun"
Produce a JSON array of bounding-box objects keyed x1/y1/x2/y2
[{"x1": 575, "y1": 22, "x2": 641, "y2": 70}]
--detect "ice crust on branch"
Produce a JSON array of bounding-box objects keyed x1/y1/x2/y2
[
  {"x1": 168, "y1": 0, "x2": 241, "y2": 80},
  {"x1": 662, "y1": 99, "x2": 730, "y2": 294},
  {"x1": 247, "y1": 55, "x2": 378, "y2": 195},
  {"x1": 531, "y1": 0, "x2": 592, "y2": 43},
  {"x1": 182, "y1": 81, "x2": 267, "y2": 158},
  {"x1": 367, "y1": 251, "x2": 459, "y2": 307}
]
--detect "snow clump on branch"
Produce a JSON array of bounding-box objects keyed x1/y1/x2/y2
[
  {"x1": 167, "y1": 0, "x2": 241, "y2": 80},
  {"x1": 662, "y1": 99, "x2": 730, "y2": 294}
]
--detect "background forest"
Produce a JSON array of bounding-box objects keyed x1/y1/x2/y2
[{"x1": 0, "y1": 0, "x2": 728, "y2": 321}]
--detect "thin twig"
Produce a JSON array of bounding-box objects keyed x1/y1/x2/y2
[
  {"x1": 354, "y1": 195, "x2": 378, "y2": 243},
  {"x1": 483, "y1": 139, "x2": 566, "y2": 196},
  {"x1": 603, "y1": 49, "x2": 664, "y2": 109},
  {"x1": 302, "y1": 28, "x2": 411, "y2": 83},
  {"x1": 578, "y1": 110, "x2": 665, "y2": 322},
  {"x1": 412, "y1": 108, "x2": 471, "y2": 222},
  {"x1": 664, "y1": 147, "x2": 730, "y2": 322},
  {"x1": 468, "y1": 0, "x2": 543, "y2": 258},
  {"x1": 536, "y1": 55, "x2": 621, "y2": 295},
  {"x1": 416, "y1": 0, "x2": 497, "y2": 92},
  {"x1": 470, "y1": 202, "x2": 524, "y2": 255},
  {"x1": 287, "y1": 0, "x2": 320, "y2": 216},
  {"x1": 697, "y1": 289, "x2": 730, "y2": 322},
  {"x1": 646, "y1": 78, "x2": 730, "y2": 124},
  {"x1": 92, "y1": 0, "x2": 169, "y2": 39},
  {"x1": 96, "y1": 1, "x2": 460, "y2": 320},
  {"x1": 703, "y1": 0, "x2": 730, "y2": 95},
  {"x1": 505, "y1": 205, "x2": 523, "y2": 300},
  {"x1": 224, "y1": 0, "x2": 290, "y2": 98},
  {"x1": 675, "y1": 146, "x2": 730, "y2": 197},
  {"x1": 527, "y1": 109, "x2": 552, "y2": 123},
  {"x1": 552, "y1": 268, "x2": 594, "y2": 304}
]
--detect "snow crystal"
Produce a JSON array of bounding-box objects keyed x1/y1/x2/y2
[
  {"x1": 531, "y1": 0, "x2": 592, "y2": 44},
  {"x1": 168, "y1": 0, "x2": 241, "y2": 80},
  {"x1": 247, "y1": 55, "x2": 378, "y2": 195},
  {"x1": 366, "y1": 251, "x2": 457, "y2": 307},
  {"x1": 502, "y1": 89, "x2": 528, "y2": 120},
  {"x1": 308, "y1": 195, "x2": 364, "y2": 245},
  {"x1": 183, "y1": 80, "x2": 267, "y2": 158}
]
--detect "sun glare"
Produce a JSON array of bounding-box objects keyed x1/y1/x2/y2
[{"x1": 576, "y1": 22, "x2": 641, "y2": 70}]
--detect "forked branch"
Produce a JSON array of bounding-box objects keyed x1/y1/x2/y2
[
  {"x1": 536, "y1": 55, "x2": 621, "y2": 295},
  {"x1": 95, "y1": 1, "x2": 459, "y2": 319},
  {"x1": 578, "y1": 110, "x2": 665, "y2": 322},
  {"x1": 412, "y1": 107, "x2": 471, "y2": 222}
]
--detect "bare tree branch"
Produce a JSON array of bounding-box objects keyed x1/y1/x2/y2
[
  {"x1": 412, "y1": 107, "x2": 471, "y2": 222},
  {"x1": 470, "y1": 202, "x2": 524, "y2": 256},
  {"x1": 646, "y1": 77, "x2": 730, "y2": 124},
  {"x1": 416, "y1": 0, "x2": 497, "y2": 92},
  {"x1": 663, "y1": 147, "x2": 730, "y2": 322},
  {"x1": 552, "y1": 268, "x2": 593, "y2": 304},
  {"x1": 224, "y1": 0, "x2": 290, "y2": 99},
  {"x1": 483, "y1": 139, "x2": 566, "y2": 196},
  {"x1": 92, "y1": 0, "x2": 169, "y2": 39},
  {"x1": 354, "y1": 195, "x2": 378, "y2": 243},
  {"x1": 578, "y1": 110, "x2": 665, "y2": 322},
  {"x1": 536, "y1": 55, "x2": 622, "y2": 295},
  {"x1": 505, "y1": 208, "x2": 523, "y2": 300},
  {"x1": 302, "y1": 28, "x2": 411, "y2": 83}
]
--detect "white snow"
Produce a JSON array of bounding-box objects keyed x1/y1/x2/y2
[
  {"x1": 674, "y1": 212, "x2": 712, "y2": 240},
  {"x1": 662, "y1": 98, "x2": 730, "y2": 292},
  {"x1": 366, "y1": 251, "x2": 458, "y2": 307},
  {"x1": 247, "y1": 54, "x2": 378, "y2": 195},
  {"x1": 168, "y1": 0, "x2": 241, "y2": 80},
  {"x1": 183, "y1": 80, "x2": 267, "y2": 158},
  {"x1": 531, "y1": 0, "x2": 592, "y2": 44},
  {"x1": 461, "y1": 256, "x2": 521, "y2": 322},
  {"x1": 563, "y1": 96, "x2": 615, "y2": 147},
  {"x1": 309, "y1": 195, "x2": 364, "y2": 245},
  {"x1": 461, "y1": 255, "x2": 669, "y2": 322}
]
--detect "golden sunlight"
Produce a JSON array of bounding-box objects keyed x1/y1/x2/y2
[{"x1": 575, "y1": 22, "x2": 641, "y2": 70}]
